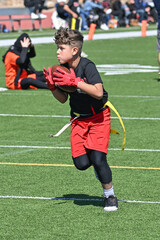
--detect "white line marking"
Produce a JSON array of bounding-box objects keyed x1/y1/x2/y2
[
  {"x1": 109, "y1": 148, "x2": 160, "y2": 152},
  {"x1": 0, "y1": 114, "x2": 159, "y2": 120},
  {"x1": 1, "y1": 91, "x2": 160, "y2": 99},
  {"x1": 0, "y1": 145, "x2": 160, "y2": 152},
  {"x1": 0, "y1": 149, "x2": 37, "y2": 157},
  {"x1": 0, "y1": 114, "x2": 69, "y2": 118},
  {"x1": 0, "y1": 195, "x2": 159, "y2": 204},
  {"x1": 0, "y1": 30, "x2": 157, "y2": 47},
  {"x1": 118, "y1": 200, "x2": 160, "y2": 204},
  {"x1": 112, "y1": 117, "x2": 160, "y2": 120},
  {"x1": 0, "y1": 92, "x2": 50, "y2": 96},
  {"x1": 110, "y1": 95, "x2": 160, "y2": 98},
  {"x1": 97, "y1": 64, "x2": 159, "y2": 75},
  {"x1": 0, "y1": 145, "x2": 71, "y2": 149}
]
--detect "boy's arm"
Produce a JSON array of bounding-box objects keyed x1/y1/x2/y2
[
  {"x1": 77, "y1": 82, "x2": 103, "y2": 100},
  {"x1": 53, "y1": 67, "x2": 103, "y2": 100}
]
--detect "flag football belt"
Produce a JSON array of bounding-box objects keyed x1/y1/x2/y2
[
  {"x1": 104, "y1": 100, "x2": 126, "y2": 151},
  {"x1": 50, "y1": 101, "x2": 126, "y2": 150},
  {"x1": 73, "y1": 105, "x2": 108, "y2": 118}
]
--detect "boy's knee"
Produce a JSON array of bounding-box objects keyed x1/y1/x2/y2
[{"x1": 72, "y1": 155, "x2": 91, "y2": 170}]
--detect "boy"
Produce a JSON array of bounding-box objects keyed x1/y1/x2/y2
[{"x1": 44, "y1": 27, "x2": 118, "y2": 211}]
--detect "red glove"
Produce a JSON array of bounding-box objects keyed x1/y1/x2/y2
[
  {"x1": 53, "y1": 67, "x2": 82, "y2": 87},
  {"x1": 43, "y1": 67, "x2": 56, "y2": 91}
]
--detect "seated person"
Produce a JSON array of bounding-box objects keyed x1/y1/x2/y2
[
  {"x1": 134, "y1": 0, "x2": 148, "y2": 23},
  {"x1": 24, "y1": 0, "x2": 47, "y2": 19},
  {"x1": 2, "y1": 33, "x2": 48, "y2": 90},
  {"x1": 127, "y1": 0, "x2": 139, "y2": 26},
  {"x1": 51, "y1": 0, "x2": 69, "y2": 30},
  {"x1": 111, "y1": 0, "x2": 126, "y2": 27},
  {"x1": 145, "y1": 1, "x2": 158, "y2": 24},
  {"x1": 63, "y1": 0, "x2": 81, "y2": 30},
  {"x1": 121, "y1": 0, "x2": 131, "y2": 26},
  {"x1": 83, "y1": 0, "x2": 109, "y2": 30}
]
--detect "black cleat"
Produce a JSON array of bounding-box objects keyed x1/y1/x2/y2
[{"x1": 104, "y1": 195, "x2": 118, "y2": 211}]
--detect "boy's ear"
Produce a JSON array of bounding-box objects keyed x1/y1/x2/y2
[{"x1": 72, "y1": 47, "x2": 79, "y2": 56}]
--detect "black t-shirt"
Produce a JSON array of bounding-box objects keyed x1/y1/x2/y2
[
  {"x1": 67, "y1": 0, "x2": 80, "y2": 16},
  {"x1": 66, "y1": 58, "x2": 108, "y2": 117},
  {"x1": 56, "y1": 3, "x2": 68, "y2": 20}
]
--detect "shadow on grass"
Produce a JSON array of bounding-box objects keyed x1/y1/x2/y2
[
  {"x1": 55, "y1": 194, "x2": 104, "y2": 207},
  {"x1": 154, "y1": 77, "x2": 160, "y2": 82}
]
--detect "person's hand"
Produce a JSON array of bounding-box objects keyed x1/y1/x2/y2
[
  {"x1": 20, "y1": 37, "x2": 31, "y2": 48},
  {"x1": 72, "y1": 12, "x2": 78, "y2": 18},
  {"x1": 43, "y1": 67, "x2": 56, "y2": 91},
  {"x1": 53, "y1": 67, "x2": 82, "y2": 87}
]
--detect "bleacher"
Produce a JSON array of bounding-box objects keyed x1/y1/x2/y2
[{"x1": 0, "y1": 0, "x2": 55, "y2": 32}]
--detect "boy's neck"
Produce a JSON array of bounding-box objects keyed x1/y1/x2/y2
[{"x1": 68, "y1": 55, "x2": 81, "y2": 69}]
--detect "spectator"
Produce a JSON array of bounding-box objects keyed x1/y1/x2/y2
[
  {"x1": 2, "y1": 33, "x2": 48, "y2": 90},
  {"x1": 111, "y1": 0, "x2": 126, "y2": 27},
  {"x1": 63, "y1": 0, "x2": 81, "y2": 30},
  {"x1": 83, "y1": 0, "x2": 109, "y2": 30},
  {"x1": 79, "y1": 0, "x2": 90, "y2": 30},
  {"x1": 134, "y1": 0, "x2": 148, "y2": 23},
  {"x1": 121, "y1": 0, "x2": 131, "y2": 26},
  {"x1": 153, "y1": 0, "x2": 160, "y2": 79},
  {"x1": 62, "y1": 0, "x2": 88, "y2": 57},
  {"x1": 145, "y1": 1, "x2": 158, "y2": 24},
  {"x1": 102, "y1": 0, "x2": 112, "y2": 15},
  {"x1": 24, "y1": 0, "x2": 47, "y2": 19},
  {"x1": 51, "y1": 0, "x2": 69, "y2": 29},
  {"x1": 127, "y1": 0, "x2": 138, "y2": 22}
]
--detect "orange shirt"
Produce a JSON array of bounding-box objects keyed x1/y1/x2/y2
[{"x1": 4, "y1": 51, "x2": 36, "y2": 89}]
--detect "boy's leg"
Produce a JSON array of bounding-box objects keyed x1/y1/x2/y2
[
  {"x1": 89, "y1": 150, "x2": 118, "y2": 211},
  {"x1": 72, "y1": 153, "x2": 92, "y2": 170}
]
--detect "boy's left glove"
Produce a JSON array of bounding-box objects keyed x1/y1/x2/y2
[
  {"x1": 53, "y1": 67, "x2": 82, "y2": 87},
  {"x1": 43, "y1": 67, "x2": 56, "y2": 91}
]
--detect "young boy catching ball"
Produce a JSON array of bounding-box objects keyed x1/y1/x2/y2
[{"x1": 44, "y1": 27, "x2": 118, "y2": 211}]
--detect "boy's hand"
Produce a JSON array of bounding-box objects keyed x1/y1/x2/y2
[
  {"x1": 43, "y1": 67, "x2": 56, "y2": 91},
  {"x1": 53, "y1": 67, "x2": 81, "y2": 87}
]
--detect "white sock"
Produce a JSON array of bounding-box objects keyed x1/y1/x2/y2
[{"x1": 103, "y1": 186, "x2": 115, "y2": 198}]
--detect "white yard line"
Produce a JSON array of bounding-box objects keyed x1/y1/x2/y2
[
  {"x1": 0, "y1": 145, "x2": 160, "y2": 152},
  {"x1": 0, "y1": 113, "x2": 159, "y2": 120},
  {"x1": 0, "y1": 195, "x2": 159, "y2": 204},
  {"x1": 1, "y1": 91, "x2": 159, "y2": 98},
  {"x1": 0, "y1": 30, "x2": 157, "y2": 47},
  {"x1": 110, "y1": 95, "x2": 160, "y2": 98}
]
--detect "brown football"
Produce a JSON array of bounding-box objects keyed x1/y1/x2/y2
[{"x1": 51, "y1": 64, "x2": 76, "y2": 93}]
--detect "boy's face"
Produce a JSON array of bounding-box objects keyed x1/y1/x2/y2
[{"x1": 56, "y1": 44, "x2": 77, "y2": 64}]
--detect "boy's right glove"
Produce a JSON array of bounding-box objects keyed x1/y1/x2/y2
[
  {"x1": 43, "y1": 67, "x2": 56, "y2": 91},
  {"x1": 53, "y1": 67, "x2": 82, "y2": 87}
]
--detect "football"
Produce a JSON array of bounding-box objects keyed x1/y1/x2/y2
[{"x1": 51, "y1": 64, "x2": 77, "y2": 93}]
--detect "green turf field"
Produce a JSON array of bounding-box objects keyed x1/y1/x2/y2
[{"x1": 0, "y1": 28, "x2": 160, "y2": 240}]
